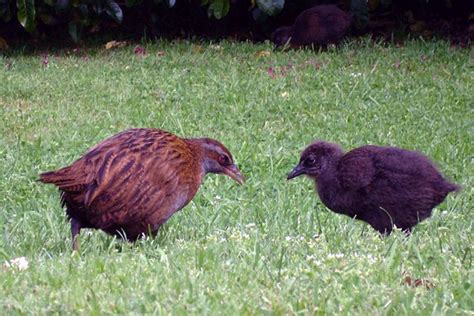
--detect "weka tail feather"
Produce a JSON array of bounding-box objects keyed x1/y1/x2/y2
[
  {"x1": 39, "y1": 166, "x2": 87, "y2": 191},
  {"x1": 39, "y1": 166, "x2": 72, "y2": 184},
  {"x1": 432, "y1": 179, "x2": 461, "y2": 205},
  {"x1": 445, "y1": 181, "x2": 461, "y2": 194}
]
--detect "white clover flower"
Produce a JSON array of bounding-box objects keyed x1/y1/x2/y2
[
  {"x1": 327, "y1": 253, "x2": 344, "y2": 259},
  {"x1": 366, "y1": 255, "x2": 377, "y2": 264}
]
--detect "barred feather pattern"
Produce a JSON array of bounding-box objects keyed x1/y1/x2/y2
[{"x1": 40, "y1": 128, "x2": 205, "y2": 241}]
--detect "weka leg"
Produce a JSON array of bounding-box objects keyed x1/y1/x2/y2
[{"x1": 71, "y1": 218, "x2": 82, "y2": 251}]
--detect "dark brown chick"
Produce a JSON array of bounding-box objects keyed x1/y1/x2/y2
[
  {"x1": 287, "y1": 141, "x2": 460, "y2": 234},
  {"x1": 40, "y1": 128, "x2": 244, "y2": 250},
  {"x1": 271, "y1": 5, "x2": 351, "y2": 48}
]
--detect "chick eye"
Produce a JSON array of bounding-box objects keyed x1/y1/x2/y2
[
  {"x1": 305, "y1": 157, "x2": 317, "y2": 167},
  {"x1": 218, "y1": 154, "x2": 231, "y2": 166}
]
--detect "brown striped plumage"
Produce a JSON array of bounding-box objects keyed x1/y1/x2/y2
[{"x1": 40, "y1": 128, "x2": 244, "y2": 250}]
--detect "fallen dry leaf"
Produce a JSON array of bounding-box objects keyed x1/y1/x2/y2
[
  {"x1": 403, "y1": 276, "x2": 435, "y2": 290},
  {"x1": 42, "y1": 54, "x2": 49, "y2": 67},
  {"x1": 305, "y1": 59, "x2": 321, "y2": 70},
  {"x1": 193, "y1": 45, "x2": 204, "y2": 53},
  {"x1": 134, "y1": 45, "x2": 146, "y2": 56},
  {"x1": 105, "y1": 40, "x2": 128, "y2": 50},
  {"x1": 280, "y1": 63, "x2": 293, "y2": 76},
  {"x1": 255, "y1": 50, "x2": 271, "y2": 58},
  {"x1": 267, "y1": 67, "x2": 276, "y2": 79}
]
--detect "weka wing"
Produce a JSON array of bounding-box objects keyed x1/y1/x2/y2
[
  {"x1": 370, "y1": 146, "x2": 456, "y2": 207},
  {"x1": 40, "y1": 129, "x2": 203, "y2": 240},
  {"x1": 337, "y1": 146, "x2": 377, "y2": 191},
  {"x1": 337, "y1": 145, "x2": 436, "y2": 191}
]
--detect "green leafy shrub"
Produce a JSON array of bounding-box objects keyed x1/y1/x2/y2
[
  {"x1": 0, "y1": 0, "x2": 471, "y2": 42},
  {"x1": 0, "y1": 0, "x2": 126, "y2": 40},
  {"x1": 0, "y1": 0, "x2": 289, "y2": 41}
]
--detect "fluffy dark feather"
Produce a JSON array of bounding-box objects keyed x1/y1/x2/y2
[
  {"x1": 271, "y1": 5, "x2": 351, "y2": 48},
  {"x1": 288, "y1": 141, "x2": 460, "y2": 234}
]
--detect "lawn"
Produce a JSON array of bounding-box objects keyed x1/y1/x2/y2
[{"x1": 0, "y1": 39, "x2": 472, "y2": 314}]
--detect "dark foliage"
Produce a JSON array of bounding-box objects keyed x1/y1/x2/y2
[
  {"x1": 0, "y1": 0, "x2": 472, "y2": 45},
  {"x1": 288, "y1": 141, "x2": 460, "y2": 234},
  {"x1": 40, "y1": 128, "x2": 244, "y2": 250}
]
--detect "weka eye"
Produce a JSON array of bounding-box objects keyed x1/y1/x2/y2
[
  {"x1": 218, "y1": 154, "x2": 231, "y2": 166},
  {"x1": 304, "y1": 157, "x2": 317, "y2": 167}
]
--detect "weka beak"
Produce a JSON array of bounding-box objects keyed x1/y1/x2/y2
[
  {"x1": 287, "y1": 164, "x2": 305, "y2": 180},
  {"x1": 224, "y1": 164, "x2": 245, "y2": 185}
]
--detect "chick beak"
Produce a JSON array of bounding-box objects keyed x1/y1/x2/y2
[
  {"x1": 287, "y1": 164, "x2": 305, "y2": 180},
  {"x1": 224, "y1": 164, "x2": 245, "y2": 185}
]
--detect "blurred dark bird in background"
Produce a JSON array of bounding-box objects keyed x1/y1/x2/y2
[
  {"x1": 287, "y1": 141, "x2": 460, "y2": 234},
  {"x1": 40, "y1": 128, "x2": 244, "y2": 250},
  {"x1": 271, "y1": 5, "x2": 352, "y2": 48}
]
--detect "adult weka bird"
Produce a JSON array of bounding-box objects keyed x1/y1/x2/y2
[
  {"x1": 40, "y1": 128, "x2": 244, "y2": 250},
  {"x1": 287, "y1": 141, "x2": 460, "y2": 234},
  {"x1": 271, "y1": 5, "x2": 351, "y2": 48}
]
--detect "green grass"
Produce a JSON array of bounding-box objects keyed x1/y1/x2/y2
[{"x1": 0, "y1": 39, "x2": 472, "y2": 314}]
